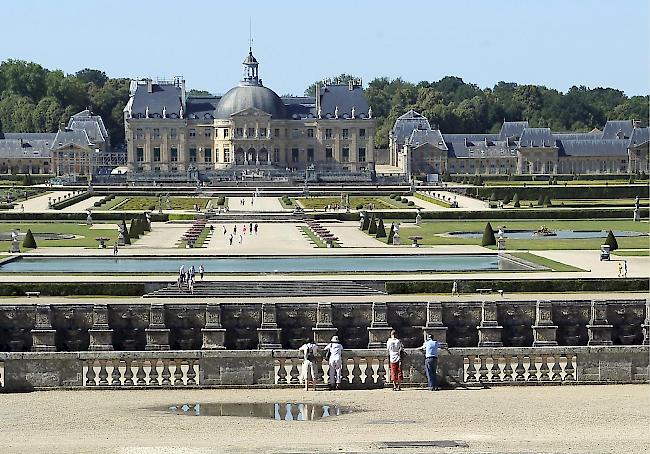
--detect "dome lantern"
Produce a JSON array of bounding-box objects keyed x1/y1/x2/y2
[{"x1": 242, "y1": 47, "x2": 260, "y2": 86}]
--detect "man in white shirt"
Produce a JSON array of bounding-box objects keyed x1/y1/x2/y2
[
  {"x1": 298, "y1": 339, "x2": 318, "y2": 391},
  {"x1": 386, "y1": 330, "x2": 403, "y2": 391},
  {"x1": 324, "y1": 336, "x2": 343, "y2": 390}
]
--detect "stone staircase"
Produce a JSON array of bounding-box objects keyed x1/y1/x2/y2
[{"x1": 144, "y1": 280, "x2": 385, "y2": 298}]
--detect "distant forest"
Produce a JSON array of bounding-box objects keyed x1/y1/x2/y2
[{"x1": 1, "y1": 60, "x2": 647, "y2": 149}]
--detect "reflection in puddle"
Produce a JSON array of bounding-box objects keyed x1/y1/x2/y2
[{"x1": 164, "y1": 402, "x2": 352, "y2": 421}]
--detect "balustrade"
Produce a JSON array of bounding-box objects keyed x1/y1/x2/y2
[
  {"x1": 462, "y1": 351, "x2": 576, "y2": 383},
  {"x1": 83, "y1": 357, "x2": 199, "y2": 387}
]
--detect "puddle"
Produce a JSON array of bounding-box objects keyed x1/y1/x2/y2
[{"x1": 163, "y1": 402, "x2": 353, "y2": 421}]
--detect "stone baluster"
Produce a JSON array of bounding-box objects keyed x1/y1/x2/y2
[
  {"x1": 161, "y1": 360, "x2": 171, "y2": 385},
  {"x1": 145, "y1": 304, "x2": 170, "y2": 350},
  {"x1": 367, "y1": 302, "x2": 392, "y2": 348},
  {"x1": 173, "y1": 359, "x2": 184, "y2": 385},
  {"x1": 98, "y1": 361, "x2": 109, "y2": 385},
  {"x1": 136, "y1": 361, "x2": 146, "y2": 385},
  {"x1": 351, "y1": 357, "x2": 362, "y2": 385},
  {"x1": 465, "y1": 355, "x2": 477, "y2": 382},
  {"x1": 111, "y1": 362, "x2": 122, "y2": 385},
  {"x1": 490, "y1": 356, "x2": 501, "y2": 381},
  {"x1": 31, "y1": 304, "x2": 56, "y2": 352},
  {"x1": 527, "y1": 356, "x2": 539, "y2": 381},
  {"x1": 514, "y1": 355, "x2": 525, "y2": 381},
  {"x1": 477, "y1": 356, "x2": 489, "y2": 383},
  {"x1": 89, "y1": 304, "x2": 113, "y2": 351},
  {"x1": 312, "y1": 302, "x2": 337, "y2": 346},
  {"x1": 186, "y1": 360, "x2": 197, "y2": 385},
  {"x1": 502, "y1": 355, "x2": 513, "y2": 381},
  {"x1": 563, "y1": 354, "x2": 575, "y2": 381},
  {"x1": 123, "y1": 359, "x2": 134, "y2": 386},
  {"x1": 276, "y1": 358, "x2": 288, "y2": 384},
  {"x1": 477, "y1": 301, "x2": 503, "y2": 347},
  {"x1": 289, "y1": 358, "x2": 300, "y2": 384},
  {"x1": 532, "y1": 300, "x2": 558, "y2": 346},
  {"x1": 85, "y1": 360, "x2": 96, "y2": 386},
  {"x1": 201, "y1": 303, "x2": 226, "y2": 349},
  {"x1": 587, "y1": 300, "x2": 613, "y2": 345},
  {"x1": 422, "y1": 301, "x2": 447, "y2": 346},
  {"x1": 149, "y1": 359, "x2": 159, "y2": 385},
  {"x1": 539, "y1": 355, "x2": 550, "y2": 381},
  {"x1": 257, "y1": 303, "x2": 282, "y2": 349},
  {"x1": 364, "y1": 358, "x2": 375, "y2": 386},
  {"x1": 551, "y1": 356, "x2": 562, "y2": 381},
  {"x1": 642, "y1": 299, "x2": 649, "y2": 345},
  {"x1": 377, "y1": 357, "x2": 387, "y2": 385}
]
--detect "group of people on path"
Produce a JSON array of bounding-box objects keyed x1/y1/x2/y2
[
  {"x1": 223, "y1": 223, "x2": 259, "y2": 246},
  {"x1": 177, "y1": 264, "x2": 205, "y2": 293},
  {"x1": 298, "y1": 331, "x2": 446, "y2": 392},
  {"x1": 617, "y1": 260, "x2": 628, "y2": 277}
]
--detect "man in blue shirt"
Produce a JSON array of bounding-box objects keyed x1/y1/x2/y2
[{"x1": 420, "y1": 334, "x2": 446, "y2": 391}]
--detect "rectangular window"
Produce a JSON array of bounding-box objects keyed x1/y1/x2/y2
[
  {"x1": 153, "y1": 128, "x2": 160, "y2": 139},
  {"x1": 154, "y1": 166, "x2": 160, "y2": 172},
  {"x1": 189, "y1": 129, "x2": 196, "y2": 137},
  {"x1": 224, "y1": 148, "x2": 230, "y2": 163},
  {"x1": 215, "y1": 147, "x2": 219, "y2": 162},
  {"x1": 359, "y1": 128, "x2": 366, "y2": 138},
  {"x1": 291, "y1": 148, "x2": 299, "y2": 163},
  {"x1": 307, "y1": 128, "x2": 314, "y2": 138},
  {"x1": 170, "y1": 147, "x2": 178, "y2": 162},
  {"x1": 204, "y1": 148, "x2": 212, "y2": 162},
  {"x1": 247, "y1": 127, "x2": 255, "y2": 137},
  {"x1": 236, "y1": 128, "x2": 243, "y2": 137},
  {"x1": 260, "y1": 128, "x2": 267, "y2": 137},
  {"x1": 273, "y1": 148, "x2": 280, "y2": 162},
  {"x1": 325, "y1": 128, "x2": 332, "y2": 139},
  {"x1": 136, "y1": 128, "x2": 144, "y2": 139},
  {"x1": 325, "y1": 147, "x2": 333, "y2": 162},
  {"x1": 153, "y1": 147, "x2": 161, "y2": 162},
  {"x1": 292, "y1": 128, "x2": 300, "y2": 138},
  {"x1": 204, "y1": 128, "x2": 211, "y2": 138},
  {"x1": 342, "y1": 147, "x2": 349, "y2": 162},
  {"x1": 171, "y1": 166, "x2": 177, "y2": 172},
  {"x1": 342, "y1": 129, "x2": 349, "y2": 139},
  {"x1": 170, "y1": 128, "x2": 177, "y2": 139},
  {"x1": 223, "y1": 128, "x2": 229, "y2": 138},
  {"x1": 274, "y1": 128, "x2": 280, "y2": 138},
  {"x1": 307, "y1": 148, "x2": 314, "y2": 162},
  {"x1": 358, "y1": 147, "x2": 366, "y2": 163},
  {"x1": 189, "y1": 148, "x2": 197, "y2": 162},
  {"x1": 136, "y1": 147, "x2": 144, "y2": 162}
]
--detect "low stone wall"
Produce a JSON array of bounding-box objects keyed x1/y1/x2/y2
[{"x1": 1, "y1": 346, "x2": 646, "y2": 392}]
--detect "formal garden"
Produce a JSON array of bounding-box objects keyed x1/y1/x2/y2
[
  {"x1": 0, "y1": 221, "x2": 119, "y2": 249},
  {"x1": 295, "y1": 195, "x2": 419, "y2": 210},
  {"x1": 95, "y1": 196, "x2": 213, "y2": 211}
]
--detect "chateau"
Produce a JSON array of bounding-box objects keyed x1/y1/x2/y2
[
  {"x1": 124, "y1": 48, "x2": 376, "y2": 182},
  {"x1": 391, "y1": 110, "x2": 649, "y2": 178}
]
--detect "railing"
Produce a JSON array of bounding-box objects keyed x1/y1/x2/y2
[
  {"x1": 83, "y1": 357, "x2": 199, "y2": 387},
  {"x1": 462, "y1": 351, "x2": 576, "y2": 383},
  {"x1": 0, "y1": 360, "x2": 4, "y2": 389}
]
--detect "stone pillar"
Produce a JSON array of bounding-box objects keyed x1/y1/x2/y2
[
  {"x1": 532, "y1": 300, "x2": 558, "y2": 347},
  {"x1": 477, "y1": 301, "x2": 503, "y2": 347},
  {"x1": 31, "y1": 304, "x2": 56, "y2": 352},
  {"x1": 643, "y1": 300, "x2": 650, "y2": 346},
  {"x1": 88, "y1": 304, "x2": 113, "y2": 351},
  {"x1": 368, "y1": 302, "x2": 392, "y2": 348},
  {"x1": 258, "y1": 303, "x2": 282, "y2": 349},
  {"x1": 145, "y1": 303, "x2": 170, "y2": 350},
  {"x1": 312, "y1": 302, "x2": 337, "y2": 347},
  {"x1": 422, "y1": 301, "x2": 447, "y2": 346},
  {"x1": 202, "y1": 303, "x2": 226, "y2": 349},
  {"x1": 587, "y1": 300, "x2": 613, "y2": 346}
]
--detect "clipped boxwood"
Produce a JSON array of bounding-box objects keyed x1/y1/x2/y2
[
  {"x1": 0, "y1": 282, "x2": 146, "y2": 297},
  {"x1": 407, "y1": 200, "x2": 415, "y2": 206}
]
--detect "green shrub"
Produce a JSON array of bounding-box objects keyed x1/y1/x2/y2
[
  {"x1": 368, "y1": 215, "x2": 377, "y2": 234},
  {"x1": 129, "y1": 219, "x2": 140, "y2": 239},
  {"x1": 537, "y1": 194, "x2": 544, "y2": 206},
  {"x1": 482, "y1": 222, "x2": 496, "y2": 246},
  {"x1": 376, "y1": 218, "x2": 387, "y2": 238},
  {"x1": 502, "y1": 194, "x2": 512, "y2": 205},
  {"x1": 0, "y1": 282, "x2": 146, "y2": 297},
  {"x1": 362, "y1": 213, "x2": 371, "y2": 231},
  {"x1": 22, "y1": 229, "x2": 37, "y2": 248},
  {"x1": 513, "y1": 193, "x2": 520, "y2": 208},
  {"x1": 543, "y1": 195, "x2": 552, "y2": 207},
  {"x1": 356, "y1": 203, "x2": 363, "y2": 210},
  {"x1": 395, "y1": 196, "x2": 402, "y2": 202},
  {"x1": 389, "y1": 193, "x2": 397, "y2": 199},
  {"x1": 407, "y1": 200, "x2": 415, "y2": 206},
  {"x1": 122, "y1": 219, "x2": 131, "y2": 245},
  {"x1": 401, "y1": 199, "x2": 408, "y2": 204},
  {"x1": 604, "y1": 230, "x2": 619, "y2": 251},
  {"x1": 387, "y1": 223, "x2": 395, "y2": 244},
  {"x1": 489, "y1": 192, "x2": 497, "y2": 202},
  {"x1": 141, "y1": 214, "x2": 151, "y2": 232}
]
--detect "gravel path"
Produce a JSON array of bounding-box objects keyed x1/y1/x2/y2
[{"x1": 0, "y1": 385, "x2": 647, "y2": 453}]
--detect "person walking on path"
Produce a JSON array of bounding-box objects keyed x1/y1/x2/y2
[
  {"x1": 298, "y1": 339, "x2": 318, "y2": 391},
  {"x1": 419, "y1": 334, "x2": 447, "y2": 391},
  {"x1": 199, "y1": 264, "x2": 205, "y2": 280},
  {"x1": 254, "y1": 223, "x2": 258, "y2": 235},
  {"x1": 386, "y1": 330, "x2": 403, "y2": 391},
  {"x1": 452, "y1": 280, "x2": 459, "y2": 297},
  {"x1": 229, "y1": 234, "x2": 233, "y2": 246},
  {"x1": 623, "y1": 260, "x2": 628, "y2": 277},
  {"x1": 617, "y1": 261, "x2": 623, "y2": 277},
  {"x1": 324, "y1": 336, "x2": 343, "y2": 390},
  {"x1": 113, "y1": 243, "x2": 118, "y2": 256},
  {"x1": 190, "y1": 265, "x2": 196, "y2": 281}
]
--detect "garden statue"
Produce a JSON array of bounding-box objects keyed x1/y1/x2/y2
[
  {"x1": 359, "y1": 211, "x2": 366, "y2": 230},
  {"x1": 633, "y1": 196, "x2": 640, "y2": 222},
  {"x1": 166, "y1": 192, "x2": 171, "y2": 210},
  {"x1": 10, "y1": 230, "x2": 20, "y2": 253},
  {"x1": 393, "y1": 223, "x2": 401, "y2": 245},
  {"x1": 415, "y1": 208, "x2": 422, "y2": 225},
  {"x1": 334, "y1": 106, "x2": 339, "y2": 119},
  {"x1": 351, "y1": 106, "x2": 356, "y2": 119},
  {"x1": 86, "y1": 209, "x2": 93, "y2": 226},
  {"x1": 117, "y1": 224, "x2": 126, "y2": 246},
  {"x1": 368, "y1": 106, "x2": 373, "y2": 118},
  {"x1": 158, "y1": 195, "x2": 163, "y2": 214}
]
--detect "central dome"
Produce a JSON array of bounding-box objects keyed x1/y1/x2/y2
[{"x1": 214, "y1": 84, "x2": 287, "y2": 119}]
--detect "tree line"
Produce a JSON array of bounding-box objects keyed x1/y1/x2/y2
[
  {"x1": 309, "y1": 73, "x2": 648, "y2": 149},
  {"x1": 1, "y1": 59, "x2": 647, "y2": 151}
]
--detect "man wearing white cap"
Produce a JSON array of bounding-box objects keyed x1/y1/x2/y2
[{"x1": 324, "y1": 336, "x2": 343, "y2": 390}]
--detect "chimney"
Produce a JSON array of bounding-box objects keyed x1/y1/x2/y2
[
  {"x1": 147, "y1": 80, "x2": 153, "y2": 93},
  {"x1": 616, "y1": 130, "x2": 623, "y2": 139},
  {"x1": 633, "y1": 119, "x2": 641, "y2": 129},
  {"x1": 464, "y1": 137, "x2": 468, "y2": 146},
  {"x1": 348, "y1": 80, "x2": 353, "y2": 91}
]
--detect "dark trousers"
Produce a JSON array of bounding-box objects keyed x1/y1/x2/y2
[{"x1": 425, "y1": 357, "x2": 438, "y2": 389}]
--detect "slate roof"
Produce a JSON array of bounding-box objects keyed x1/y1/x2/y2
[
  {"x1": 391, "y1": 110, "x2": 431, "y2": 146},
  {"x1": 407, "y1": 129, "x2": 447, "y2": 150},
  {"x1": 318, "y1": 85, "x2": 370, "y2": 120},
  {"x1": 443, "y1": 133, "x2": 499, "y2": 143},
  {"x1": 602, "y1": 120, "x2": 634, "y2": 139},
  {"x1": 186, "y1": 96, "x2": 220, "y2": 119},
  {"x1": 498, "y1": 121, "x2": 529, "y2": 140},
  {"x1": 68, "y1": 109, "x2": 109, "y2": 142},
  {"x1": 0, "y1": 135, "x2": 54, "y2": 158},
  {"x1": 131, "y1": 83, "x2": 184, "y2": 118},
  {"x1": 519, "y1": 128, "x2": 556, "y2": 147},
  {"x1": 214, "y1": 84, "x2": 288, "y2": 119},
  {"x1": 51, "y1": 129, "x2": 94, "y2": 149},
  {"x1": 445, "y1": 139, "x2": 514, "y2": 158},
  {"x1": 554, "y1": 132, "x2": 603, "y2": 141},
  {"x1": 3, "y1": 133, "x2": 57, "y2": 141},
  {"x1": 558, "y1": 139, "x2": 630, "y2": 157},
  {"x1": 629, "y1": 127, "x2": 649, "y2": 147}
]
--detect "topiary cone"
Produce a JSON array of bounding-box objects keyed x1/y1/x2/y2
[
  {"x1": 482, "y1": 222, "x2": 496, "y2": 246},
  {"x1": 368, "y1": 216, "x2": 377, "y2": 234},
  {"x1": 376, "y1": 218, "x2": 386, "y2": 238},
  {"x1": 22, "y1": 229, "x2": 37, "y2": 249},
  {"x1": 604, "y1": 230, "x2": 619, "y2": 251}
]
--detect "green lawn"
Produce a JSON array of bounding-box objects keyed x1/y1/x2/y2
[
  {"x1": 612, "y1": 250, "x2": 650, "y2": 256},
  {"x1": 376, "y1": 219, "x2": 649, "y2": 250},
  {"x1": 414, "y1": 192, "x2": 452, "y2": 208},
  {"x1": 278, "y1": 197, "x2": 294, "y2": 209},
  {"x1": 0, "y1": 221, "x2": 120, "y2": 249},
  {"x1": 110, "y1": 197, "x2": 210, "y2": 211},
  {"x1": 509, "y1": 199, "x2": 649, "y2": 209},
  {"x1": 296, "y1": 196, "x2": 416, "y2": 210},
  {"x1": 484, "y1": 180, "x2": 647, "y2": 186},
  {"x1": 508, "y1": 252, "x2": 585, "y2": 272},
  {"x1": 299, "y1": 225, "x2": 339, "y2": 248}
]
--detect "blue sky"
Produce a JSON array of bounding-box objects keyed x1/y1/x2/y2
[{"x1": 2, "y1": 0, "x2": 648, "y2": 96}]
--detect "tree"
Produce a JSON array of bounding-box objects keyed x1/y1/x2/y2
[
  {"x1": 129, "y1": 218, "x2": 140, "y2": 239},
  {"x1": 368, "y1": 215, "x2": 377, "y2": 234},
  {"x1": 604, "y1": 230, "x2": 619, "y2": 251},
  {"x1": 304, "y1": 73, "x2": 359, "y2": 97},
  {"x1": 22, "y1": 229, "x2": 37, "y2": 248},
  {"x1": 75, "y1": 68, "x2": 108, "y2": 87},
  {"x1": 387, "y1": 223, "x2": 395, "y2": 245},
  {"x1": 513, "y1": 193, "x2": 520, "y2": 208},
  {"x1": 482, "y1": 222, "x2": 496, "y2": 246},
  {"x1": 187, "y1": 89, "x2": 212, "y2": 97},
  {"x1": 121, "y1": 219, "x2": 131, "y2": 245},
  {"x1": 362, "y1": 213, "x2": 371, "y2": 231},
  {"x1": 376, "y1": 218, "x2": 387, "y2": 238}
]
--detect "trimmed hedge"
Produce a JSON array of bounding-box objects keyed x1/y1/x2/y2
[
  {"x1": 475, "y1": 185, "x2": 649, "y2": 200},
  {"x1": 93, "y1": 194, "x2": 116, "y2": 207},
  {"x1": 51, "y1": 191, "x2": 93, "y2": 209},
  {"x1": 0, "y1": 282, "x2": 146, "y2": 296},
  {"x1": 386, "y1": 278, "x2": 649, "y2": 294},
  {"x1": 0, "y1": 212, "x2": 169, "y2": 221}
]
